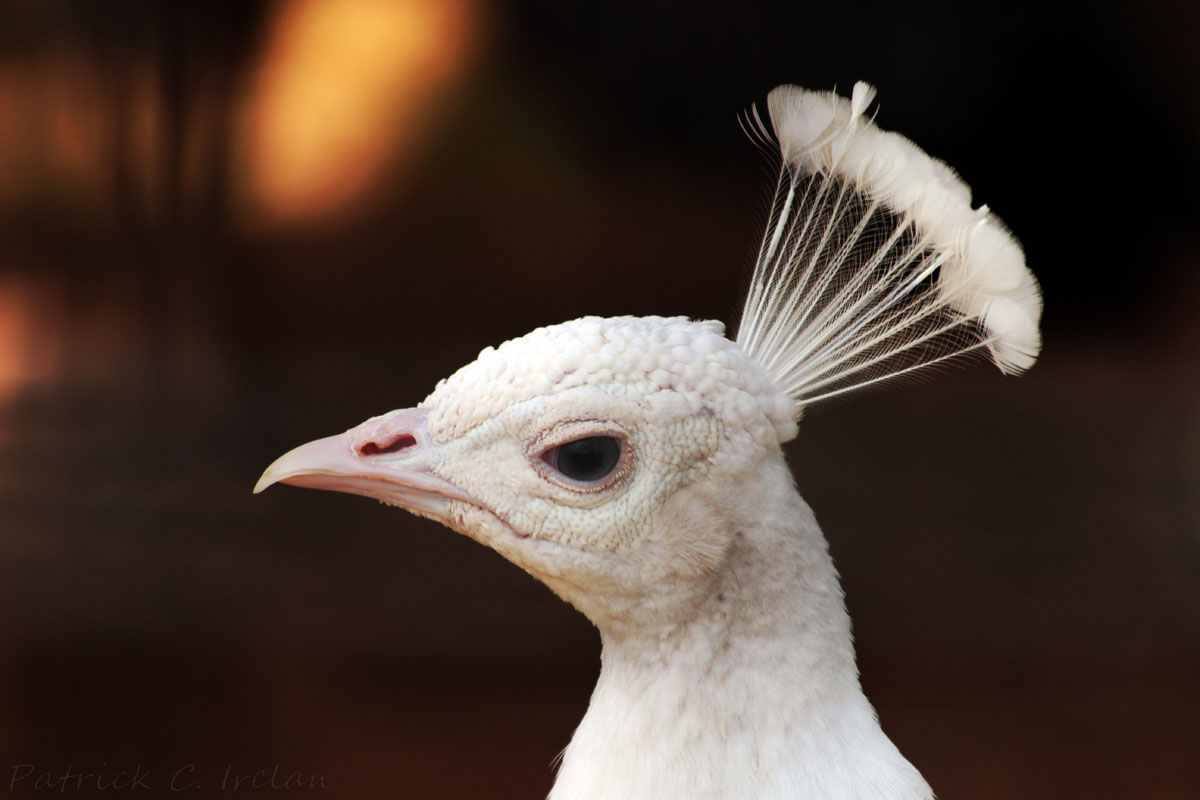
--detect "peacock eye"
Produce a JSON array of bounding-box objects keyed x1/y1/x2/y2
[{"x1": 542, "y1": 436, "x2": 623, "y2": 485}]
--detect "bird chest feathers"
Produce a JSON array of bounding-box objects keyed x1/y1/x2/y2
[{"x1": 257, "y1": 83, "x2": 1041, "y2": 800}]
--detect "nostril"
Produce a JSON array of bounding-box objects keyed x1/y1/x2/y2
[{"x1": 357, "y1": 433, "x2": 417, "y2": 457}]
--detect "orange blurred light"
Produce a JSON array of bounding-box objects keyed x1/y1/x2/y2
[
  {"x1": 0, "y1": 292, "x2": 25, "y2": 402},
  {"x1": 239, "y1": 0, "x2": 476, "y2": 222},
  {"x1": 0, "y1": 278, "x2": 58, "y2": 406}
]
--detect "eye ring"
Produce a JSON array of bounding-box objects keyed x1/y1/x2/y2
[{"x1": 534, "y1": 431, "x2": 633, "y2": 493}]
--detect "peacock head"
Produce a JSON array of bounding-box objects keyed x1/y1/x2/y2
[
  {"x1": 255, "y1": 315, "x2": 798, "y2": 632},
  {"x1": 256, "y1": 82, "x2": 1043, "y2": 637}
]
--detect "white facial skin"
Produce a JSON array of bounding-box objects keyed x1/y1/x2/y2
[{"x1": 256, "y1": 315, "x2": 797, "y2": 637}]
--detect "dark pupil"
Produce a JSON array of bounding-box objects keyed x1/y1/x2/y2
[{"x1": 555, "y1": 437, "x2": 621, "y2": 482}]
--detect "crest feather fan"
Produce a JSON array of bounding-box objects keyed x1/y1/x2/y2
[{"x1": 737, "y1": 82, "x2": 1042, "y2": 410}]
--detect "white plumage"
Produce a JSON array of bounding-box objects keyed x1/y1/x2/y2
[
  {"x1": 256, "y1": 83, "x2": 1041, "y2": 799},
  {"x1": 740, "y1": 83, "x2": 1040, "y2": 405}
]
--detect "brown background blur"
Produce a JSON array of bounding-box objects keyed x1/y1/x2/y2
[{"x1": 1, "y1": 1, "x2": 1198, "y2": 798}]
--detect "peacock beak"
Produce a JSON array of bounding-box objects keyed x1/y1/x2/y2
[{"x1": 254, "y1": 407, "x2": 474, "y2": 518}]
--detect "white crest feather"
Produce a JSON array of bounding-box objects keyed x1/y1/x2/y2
[{"x1": 736, "y1": 82, "x2": 1043, "y2": 409}]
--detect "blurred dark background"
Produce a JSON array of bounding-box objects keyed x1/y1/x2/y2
[{"x1": 1, "y1": 0, "x2": 1197, "y2": 797}]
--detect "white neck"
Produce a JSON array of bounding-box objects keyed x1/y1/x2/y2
[{"x1": 549, "y1": 459, "x2": 932, "y2": 800}]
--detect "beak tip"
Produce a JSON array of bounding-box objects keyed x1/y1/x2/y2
[{"x1": 253, "y1": 470, "x2": 280, "y2": 494}]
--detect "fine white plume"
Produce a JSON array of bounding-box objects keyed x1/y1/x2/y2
[{"x1": 737, "y1": 82, "x2": 1042, "y2": 408}]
